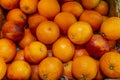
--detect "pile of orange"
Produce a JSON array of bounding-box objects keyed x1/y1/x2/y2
[{"x1": 0, "y1": 0, "x2": 120, "y2": 80}]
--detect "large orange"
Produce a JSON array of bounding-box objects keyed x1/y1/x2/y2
[
  {"x1": 0, "y1": 57, "x2": 7, "y2": 79},
  {"x1": 68, "y1": 21, "x2": 93, "y2": 45},
  {"x1": 0, "y1": 38, "x2": 16, "y2": 63},
  {"x1": 100, "y1": 17, "x2": 120, "y2": 40},
  {"x1": 52, "y1": 37, "x2": 75, "y2": 62},
  {"x1": 61, "y1": 1, "x2": 84, "y2": 18},
  {"x1": 38, "y1": 57, "x2": 64, "y2": 80},
  {"x1": 36, "y1": 21, "x2": 60, "y2": 44},
  {"x1": 94, "y1": 0, "x2": 109, "y2": 16},
  {"x1": 81, "y1": 0, "x2": 100, "y2": 9},
  {"x1": 20, "y1": 0, "x2": 38, "y2": 14},
  {"x1": 100, "y1": 51, "x2": 120, "y2": 78},
  {"x1": 7, "y1": 60, "x2": 31, "y2": 80},
  {"x1": 38, "y1": 0, "x2": 60, "y2": 20},
  {"x1": 6, "y1": 8, "x2": 27, "y2": 27},
  {"x1": 28, "y1": 13, "x2": 47, "y2": 35},
  {"x1": 24, "y1": 41, "x2": 47, "y2": 64},
  {"x1": 63, "y1": 61, "x2": 74, "y2": 79},
  {"x1": 80, "y1": 10, "x2": 103, "y2": 31},
  {"x1": 54, "y1": 12, "x2": 77, "y2": 34},
  {"x1": 72, "y1": 56, "x2": 97, "y2": 80},
  {"x1": 0, "y1": 0, "x2": 19, "y2": 10}
]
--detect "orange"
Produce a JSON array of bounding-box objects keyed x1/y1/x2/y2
[
  {"x1": 54, "y1": 12, "x2": 77, "y2": 34},
  {"x1": 28, "y1": 13, "x2": 47, "y2": 35},
  {"x1": 19, "y1": 28, "x2": 36, "y2": 48},
  {"x1": 68, "y1": 21, "x2": 93, "y2": 45},
  {"x1": 20, "y1": 0, "x2": 38, "y2": 14},
  {"x1": 0, "y1": 57, "x2": 7, "y2": 79},
  {"x1": 6, "y1": 8, "x2": 27, "y2": 27},
  {"x1": 7, "y1": 60, "x2": 31, "y2": 80},
  {"x1": 36, "y1": 21, "x2": 60, "y2": 44},
  {"x1": 100, "y1": 51, "x2": 120, "y2": 78},
  {"x1": 80, "y1": 10, "x2": 103, "y2": 31},
  {"x1": 31, "y1": 65, "x2": 39, "y2": 80},
  {"x1": 0, "y1": 38, "x2": 16, "y2": 63},
  {"x1": 38, "y1": 57, "x2": 64, "y2": 80},
  {"x1": 14, "y1": 50, "x2": 25, "y2": 61},
  {"x1": 24, "y1": 41, "x2": 47, "y2": 64},
  {"x1": 73, "y1": 46, "x2": 89, "y2": 60},
  {"x1": 81, "y1": 0, "x2": 100, "y2": 9},
  {"x1": 94, "y1": 0, "x2": 109, "y2": 16},
  {"x1": 0, "y1": 0, "x2": 19, "y2": 10},
  {"x1": 52, "y1": 37, "x2": 75, "y2": 62},
  {"x1": 38, "y1": 0, "x2": 60, "y2": 20},
  {"x1": 61, "y1": 1, "x2": 84, "y2": 18},
  {"x1": 63, "y1": 61, "x2": 74, "y2": 79},
  {"x1": 72, "y1": 56, "x2": 97, "y2": 80},
  {"x1": 100, "y1": 17, "x2": 120, "y2": 40}
]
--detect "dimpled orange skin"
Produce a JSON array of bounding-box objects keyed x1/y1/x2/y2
[
  {"x1": 36, "y1": 21, "x2": 60, "y2": 45},
  {"x1": 38, "y1": 0, "x2": 60, "y2": 19},
  {"x1": 38, "y1": 57, "x2": 64, "y2": 80},
  {"x1": 52, "y1": 37, "x2": 75, "y2": 62},
  {"x1": 100, "y1": 17, "x2": 120, "y2": 40},
  {"x1": 61, "y1": 1, "x2": 84, "y2": 18},
  {"x1": 68, "y1": 21, "x2": 93, "y2": 45},
  {"x1": 20, "y1": 0, "x2": 38, "y2": 14},
  {"x1": 0, "y1": 38, "x2": 16, "y2": 63},
  {"x1": 72, "y1": 56, "x2": 97, "y2": 80}
]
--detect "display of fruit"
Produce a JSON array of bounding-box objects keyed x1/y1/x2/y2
[{"x1": 0, "y1": 0, "x2": 120, "y2": 80}]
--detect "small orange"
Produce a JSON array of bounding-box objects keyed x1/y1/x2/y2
[
  {"x1": 0, "y1": 0, "x2": 19, "y2": 10},
  {"x1": 94, "y1": 0, "x2": 109, "y2": 16},
  {"x1": 28, "y1": 13, "x2": 47, "y2": 35},
  {"x1": 38, "y1": 57, "x2": 64, "y2": 80},
  {"x1": 24, "y1": 41, "x2": 47, "y2": 64},
  {"x1": 52, "y1": 37, "x2": 75, "y2": 62},
  {"x1": 81, "y1": 0, "x2": 100, "y2": 9},
  {"x1": 61, "y1": 1, "x2": 84, "y2": 18},
  {"x1": 100, "y1": 17, "x2": 120, "y2": 40},
  {"x1": 108, "y1": 40, "x2": 116, "y2": 49},
  {"x1": 100, "y1": 51, "x2": 120, "y2": 78},
  {"x1": 0, "y1": 38, "x2": 16, "y2": 63},
  {"x1": 72, "y1": 56, "x2": 97, "y2": 80},
  {"x1": 68, "y1": 21, "x2": 93, "y2": 45},
  {"x1": 80, "y1": 10, "x2": 103, "y2": 31},
  {"x1": 0, "y1": 57, "x2": 7, "y2": 79},
  {"x1": 63, "y1": 61, "x2": 74, "y2": 79},
  {"x1": 38, "y1": 0, "x2": 60, "y2": 20},
  {"x1": 20, "y1": 0, "x2": 38, "y2": 14},
  {"x1": 19, "y1": 28, "x2": 36, "y2": 48},
  {"x1": 14, "y1": 50, "x2": 25, "y2": 61},
  {"x1": 54, "y1": 12, "x2": 77, "y2": 34},
  {"x1": 7, "y1": 60, "x2": 31, "y2": 80},
  {"x1": 73, "y1": 47, "x2": 89, "y2": 60},
  {"x1": 31, "y1": 65, "x2": 39, "y2": 80},
  {"x1": 6, "y1": 8, "x2": 27, "y2": 27},
  {"x1": 36, "y1": 21, "x2": 60, "y2": 44}
]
